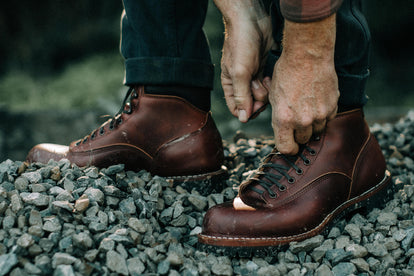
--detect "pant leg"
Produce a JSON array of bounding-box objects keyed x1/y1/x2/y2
[
  {"x1": 121, "y1": 0, "x2": 214, "y2": 89},
  {"x1": 334, "y1": 0, "x2": 371, "y2": 106},
  {"x1": 266, "y1": 0, "x2": 371, "y2": 107}
]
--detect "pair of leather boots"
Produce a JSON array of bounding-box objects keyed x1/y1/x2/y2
[{"x1": 27, "y1": 86, "x2": 393, "y2": 255}]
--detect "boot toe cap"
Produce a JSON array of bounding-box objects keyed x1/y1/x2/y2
[
  {"x1": 26, "y1": 143, "x2": 69, "y2": 164},
  {"x1": 200, "y1": 201, "x2": 263, "y2": 241}
]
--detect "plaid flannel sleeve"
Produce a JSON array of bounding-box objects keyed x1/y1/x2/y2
[{"x1": 280, "y1": 0, "x2": 344, "y2": 22}]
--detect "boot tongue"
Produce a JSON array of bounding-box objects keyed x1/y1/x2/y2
[{"x1": 239, "y1": 148, "x2": 298, "y2": 208}]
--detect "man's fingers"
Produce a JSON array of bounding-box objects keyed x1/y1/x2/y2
[
  {"x1": 248, "y1": 79, "x2": 269, "y2": 120},
  {"x1": 253, "y1": 101, "x2": 266, "y2": 114},
  {"x1": 222, "y1": 83, "x2": 238, "y2": 117},
  {"x1": 313, "y1": 119, "x2": 327, "y2": 135},
  {"x1": 274, "y1": 126, "x2": 299, "y2": 155},
  {"x1": 234, "y1": 93, "x2": 252, "y2": 122},
  {"x1": 313, "y1": 105, "x2": 337, "y2": 135},
  {"x1": 263, "y1": 77, "x2": 272, "y2": 91},
  {"x1": 328, "y1": 105, "x2": 338, "y2": 120},
  {"x1": 294, "y1": 126, "x2": 313, "y2": 145},
  {"x1": 249, "y1": 102, "x2": 268, "y2": 121},
  {"x1": 222, "y1": 79, "x2": 252, "y2": 123},
  {"x1": 232, "y1": 69, "x2": 254, "y2": 123},
  {"x1": 251, "y1": 79, "x2": 269, "y2": 102}
]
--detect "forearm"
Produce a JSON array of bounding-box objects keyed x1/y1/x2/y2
[
  {"x1": 269, "y1": 13, "x2": 339, "y2": 154},
  {"x1": 282, "y1": 14, "x2": 336, "y2": 64}
]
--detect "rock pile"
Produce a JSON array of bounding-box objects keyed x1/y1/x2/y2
[{"x1": 1, "y1": 111, "x2": 414, "y2": 275}]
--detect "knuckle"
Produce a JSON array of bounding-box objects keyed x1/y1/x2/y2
[
  {"x1": 232, "y1": 65, "x2": 250, "y2": 79},
  {"x1": 233, "y1": 95, "x2": 249, "y2": 105},
  {"x1": 315, "y1": 106, "x2": 328, "y2": 118},
  {"x1": 275, "y1": 111, "x2": 293, "y2": 126},
  {"x1": 298, "y1": 116, "x2": 313, "y2": 128},
  {"x1": 220, "y1": 71, "x2": 229, "y2": 79}
]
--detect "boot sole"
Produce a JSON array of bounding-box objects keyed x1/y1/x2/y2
[
  {"x1": 198, "y1": 170, "x2": 394, "y2": 257},
  {"x1": 166, "y1": 166, "x2": 228, "y2": 196}
]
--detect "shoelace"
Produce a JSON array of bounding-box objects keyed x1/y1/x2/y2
[
  {"x1": 75, "y1": 87, "x2": 138, "y2": 145},
  {"x1": 249, "y1": 144, "x2": 317, "y2": 198}
]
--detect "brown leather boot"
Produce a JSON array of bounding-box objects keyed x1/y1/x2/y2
[
  {"x1": 26, "y1": 86, "x2": 226, "y2": 191},
  {"x1": 199, "y1": 109, "x2": 394, "y2": 255}
]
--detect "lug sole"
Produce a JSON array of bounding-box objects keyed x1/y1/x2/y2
[{"x1": 198, "y1": 170, "x2": 395, "y2": 257}]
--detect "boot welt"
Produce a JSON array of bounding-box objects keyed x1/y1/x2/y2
[{"x1": 166, "y1": 166, "x2": 228, "y2": 196}]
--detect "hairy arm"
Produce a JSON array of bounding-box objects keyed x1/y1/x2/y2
[{"x1": 265, "y1": 14, "x2": 339, "y2": 154}]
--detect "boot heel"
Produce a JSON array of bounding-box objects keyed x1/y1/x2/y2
[
  {"x1": 323, "y1": 170, "x2": 394, "y2": 235},
  {"x1": 363, "y1": 171, "x2": 395, "y2": 212}
]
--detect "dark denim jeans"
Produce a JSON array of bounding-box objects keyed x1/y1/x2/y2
[
  {"x1": 121, "y1": 0, "x2": 214, "y2": 89},
  {"x1": 121, "y1": 0, "x2": 371, "y2": 106}
]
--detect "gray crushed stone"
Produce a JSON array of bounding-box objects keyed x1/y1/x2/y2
[{"x1": 1, "y1": 110, "x2": 414, "y2": 275}]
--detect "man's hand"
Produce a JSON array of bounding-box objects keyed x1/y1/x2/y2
[
  {"x1": 214, "y1": 0, "x2": 274, "y2": 122},
  {"x1": 266, "y1": 14, "x2": 339, "y2": 155}
]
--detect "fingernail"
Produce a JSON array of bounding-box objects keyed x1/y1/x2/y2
[
  {"x1": 252, "y1": 80, "x2": 260, "y2": 90},
  {"x1": 238, "y1": 110, "x2": 247, "y2": 122}
]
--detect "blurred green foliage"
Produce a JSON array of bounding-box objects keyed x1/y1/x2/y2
[
  {"x1": 0, "y1": 54, "x2": 124, "y2": 111},
  {"x1": 0, "y1": 1, "x2": 121, "y2": 75}
]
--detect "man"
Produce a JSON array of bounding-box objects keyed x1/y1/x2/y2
[{"x1": 27, "y1": 0, "x2": 393, "y2": 254}]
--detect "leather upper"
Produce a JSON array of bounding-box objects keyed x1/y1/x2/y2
[
  {"x1": 200, "y1": 109, "x2": 387, "y2": 242},
  {"x1": 26, "y1": 86, "x2": 224, "y2": 177}
]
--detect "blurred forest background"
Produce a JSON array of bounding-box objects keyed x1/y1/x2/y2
[{"x1": 0, "y1": 0, "x2": 413, "y2": 161}]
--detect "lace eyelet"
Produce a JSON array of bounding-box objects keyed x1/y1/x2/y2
[
  {"x1": 303, "y1": 159, "x2": 311, "y2": 166},
  {"x1": 124, "y1": 103, "x2": 133, "y2": 114},
  {"x1": 309, "y1": 149, "x2": 316, "y2": 156},
  {"x1": 132, "y1": 92, "x2": 138, "y2": 99},
  {"x1": 109, "y1": 124, "x2": 114, "y2": 131},
  {"x1": 117, "y1": 118, "x2": 123, "y2": 125},
  {"x1": 75, "y1": 140, "x2": 81, "y2": 146},
  {"x1": 314, "y1": 136, "x2": 321, "y2": 141},
  {"x1": 279, "y1": 185, "x2": 286, "y2": 192},
  {"x1": 269, "y1": 192, "x2": 277, "y2": 198},
  {"x1": 82, "y1": 137, "x2": 88, "y2": 143},
  {"x1": 296, "y1": 168, "x2": 303, "y2": 175},
  {"x1": 288, "y1": 177, "x2": 295, "y2": 184},
  {"x1": 99, "y1": 128, "x2": 105, "y2": 136}
]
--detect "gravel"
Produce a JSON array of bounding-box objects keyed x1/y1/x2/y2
[{"x1": 1, "y1": 110, "x2": 414, "y2": 275}]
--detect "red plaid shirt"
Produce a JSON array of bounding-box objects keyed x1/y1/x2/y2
[{"x1": 280, "y1": 0, "x2": 344, "y2": 22}]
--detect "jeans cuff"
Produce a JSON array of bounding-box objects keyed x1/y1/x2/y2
[
  {"x1": 124, "y1": 57, "x2": 214, "y2": 89},
  {"x1": 337, "y1": 69, "x2": 370, "y2": 106}
]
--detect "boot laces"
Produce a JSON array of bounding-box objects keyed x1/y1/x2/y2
[
  {"x1": 75, "y1": 87, "x2": 138, "y2": 145},
  {"x1": 249, "y1": 144, "x2": 316, "y2": 198}
]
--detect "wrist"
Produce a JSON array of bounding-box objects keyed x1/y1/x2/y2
[
  {"x1": 214, "y1": 0, "x2": 268, "y2": 24},
  {"x1": 282, "y1": 14, "x2": 336, "y2": 62}
]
